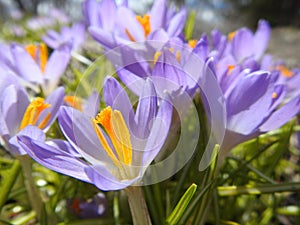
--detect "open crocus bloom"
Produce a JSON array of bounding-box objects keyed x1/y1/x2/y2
[
  {"x1": 18, "y1": 77, "x2": 172, "y2": 190},
  {"x1": 0, "y1": 42, "x2": 71, "y2": 95},
  {"x1": 0, "y1": 84, "x2": 64, "y2": 155},
  {"x1": 218, "y1": 69, "x2": 300, "y2": 158},
  {"x1": 42, "y1": 22, "x2": 86, "y2": 51},
  {"x1": 84, "y1": 0, "x2": 186, "y2": 49}
]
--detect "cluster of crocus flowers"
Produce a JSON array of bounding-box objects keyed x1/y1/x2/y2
[{"x1": 18, "y1": 77, "x2": 173, "y2": 190}]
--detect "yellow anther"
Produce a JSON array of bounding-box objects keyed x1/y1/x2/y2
[
  {"x1": 275, "y1": 65, "x2": 294, "y2": 78},
  {"x1": 19, "y1": 97, "x2": 51, "y2": 130},
  {"x1": 25, "y1": 43, "x2": 48, "y2": 73},
  {"x1": 125, "y1": 28, "x2": 136, "y2": 42},
  {"x1": 228, "y1": 31, "x2": 237, "y2": 42},
  {"x1": 227, "y1": 65, "x2": 235, "y2": 75},
  {"x1": 153, "y1": 51, "x2": 162, "y2": 65},
  {"x1": 93, "y1": 106, "x2": 133, "y2": 166},
  {"x1": 272, "y1": 92, "x2": 278, "y2": 99},
  {"x1": 64, "y1": 96, "x2": 83, "y2": 111},
  {"x1": 176, "y1": 51, "x2": 181, "y2": 63},
  {"x1": 136, "y1": 14, "x2": 151, "y2": 37},
  {"x1": 188, "y1": 39, "x2": 197, "y2": 48}
]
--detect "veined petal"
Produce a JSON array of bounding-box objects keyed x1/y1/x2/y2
[
  {"x1": 232, "y1": 28, "x2": 254, "y2": 62},
  {"x1": 150, "y1": 0, "x2": 167, "y2": 30},
  {"x1": 83, "y1": 90, "x2": 100, "y2": 117},
  {"x1": 260, "y1": 95, "x2": 300, "y2": 132},
  {"x1": 58, "y1": 106, "x2": 112, "y2": 165},
  {"x1": 253, "y1": 19, "x2": 271, "y2": 60},
  {"x1": 85, "y1": 165, "x2": 139, "y2": 191},
  {"x1": 89, "y1": 26, "x2": 117, "y2": 49},
  {"x1": 11, "y1": 43, "x2": 44, "y2": 84},
  {"x1": 226, "y1": 71, "x2": 275, "y2": 135},
  {"x1": 44, "y1": 43, "x2": 71, "y2": 94},
  {"x1": 18, "y1": 135, "x2": 92, "y2": 183},
  {"x1": 142, "y1": 93, "x2": 173, "y2": 166},
  {"x1": 166, "y1": 7, "x2": 186, "y2": 37},
  {"x1": 134, "y1": 79, "x2": 158, "y2": 138},
  {"x1": 9, "y1": 125, "x2": 45, "y2": 155},
  {"x1": 36, "y1": 86, "x2": 65, "y2": 131},
  {"x1": 1, "y1": 85, "x2": 29, "y2": 135},
  {"x1": 117, "y1": 67, "x2": 145, "y2": 95}
]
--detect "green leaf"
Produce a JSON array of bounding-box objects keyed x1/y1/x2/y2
[
  {"x1": 0, "y1": 160, "x2": 21, "y2": 210},
  {"x1": 166, "y1": 183, "x2": 197, "y2": 225},
  {"x1": 184, "y1": 11, "x2": 196, "y2": 40}
]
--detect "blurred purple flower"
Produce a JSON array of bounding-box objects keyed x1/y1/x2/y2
[
  {"x1": 84, "y1": 0, "x2": 186, "y2": 49},
  {"x1": 0, "y1": 42, "x2": 71, "y2": 95},
  {"x1": 42, "y1": 22, "x2": 86, "y2": 51},
  {"x1": 18, "y1": 77, "x2": 173, "y2": 190},
  {"x1": 0, "y1": 84, "x2": 64, "y2": 155}
]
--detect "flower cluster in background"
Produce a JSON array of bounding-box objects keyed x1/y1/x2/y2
[{"x1": 0, "y1": 0, "x2": 300, "y2": 224}]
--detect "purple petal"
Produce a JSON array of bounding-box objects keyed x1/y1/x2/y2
[
  {"x1": 142, "y1": 93, "x2": 173, "y2": 166},
  {"x1": 134, "y1": 79, "x2": 158, "y2": 138},
  {"x1": 117, "y1": 67, "x2": 145, "y2": 95},
  {"x1": 260, "y1": 95, "x2": 300, "y2": 132},
  {"x1": 11, "y1": 43, "x2": 43, "y2": 84},
  {"x1": 232, "y1": 28, "x2": 254, "y2": 62},
  {"x1": 226, "y1": 71, "x2": 275, "y2": 135},
  {"x1": 147, "y1": 29, "x2": 169, "y2": 42},
  {"x1": 18, "y1": 135, "x2": 92, "y2": 183},
  {"x1": 89, "y1": 26, "x2": 117, "y2": 49},
  {"x1": 9, "y1": 125, "x2": 45, "y2": 155},
  {"x1": 99, "y1": 0, "x2": 117, "y2": 31},
  {"x1": 253, "y1": 19, "x2": 271, "y2": 59},
  {"x1": 166, "y1": 7, "x2": 186, "y2": 37},
  {"x1": 1, "y1": 85, "x2": 29, "y2": 135},
  {"x1": 85, "y1": 165, "x2": 137, "y2": 191},
  {"x1": 44, "y1": 44, "x2": 71, "y2": 93},
  {"x1": 83, "y1": 90, "x2": 100, "y2": 117},
  {"x1": 150, "y1": 0, "x2": 167, "y2": 30},
  {"x1": 58, "y1": 106, "x2": 112, "y2": 165},
  {"x1": 116, "y1": 7, "x2": 144, "y2": 41},
  {"x1": 37, "y1": 86, "x2": 65, "y2": 130},
  {"x1": 82, "y1": 0, "x2": 102, "y2": 27}
]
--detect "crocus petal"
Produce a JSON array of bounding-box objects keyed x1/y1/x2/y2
[
  {"x1": 46, "y1": 139, "x2": 80, "y2": 157},
  {"x1": 11, "y1": 43, "x2": 44, "y2": 84},
  {"x1": 37, "y1": 86, "x2": 65, "y2": 130},
  {"x1": 167, "y1": 7, "x2": 186, "y2": 37},
  {"x1": 232, "y1": 28, "x2": 254, "y2": 62},
  {"x1": 89, "y1": 26, "x2": 117, "y2": 49},
  {"x1": 150, "y1": 0, "x2": 167, "y2": 30},
  {"x1": 117, "y1": 7, "x2": 144, "y2": 41},
  {"x1": 85, "y1": 165, "x2": 138, "y2": 191},
  {"x1": 1, "y1": 85, "x2": 29, "y2": 135},
  {"x1": 260, "y1": 95, "x2": 300, "y2": 132},
  {"x1": 83, "y1": 90, "x2": 100, "y2": 117},
  {"x1": 253, "y1": 19, "x2": 271, "y2": 60},
  {"x1": 134, "y1": 79, "x2": 158, "y2": 138},
  {"x1": 142, "y1": 93, "x2": 173, "y2": 166},
  {"x1": 99, "y1": 0, "x2": 117, "y2": 31},
  {"x1": 147, "y1": 29, "x2": 169, "y2": 42},
  {"x1": 18, "y1": 135, "x2": 92, "y2": 183},
  {"x1": 117, "y1": 67, "x2": 145, "y2": 95},
  {"x1": 9, "y1": 125, "x2": 45, "y2": 155},
  {"x1": 83, "y1": 0, "x2": 102, "y2": 27},
  {"x1": 44, "y1": 44, "x2": 71, "y2": 94},
  {"x1": 58, "y1": 106, "x2": 112, "y2": 165},
  {"x1": 227, "y1": 71, "x2": 275, "y2": 135},
  {"x1": 103, "y1": 77, "x2": 133, "y2": 124}
]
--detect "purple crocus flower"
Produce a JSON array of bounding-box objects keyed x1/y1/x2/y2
[
  {"x1": 18, "y1": 77, "x2": 173, "y2": 190},
  {"x1": 42, "y1": 22, "x2": 86, "y2": 51},
  {"x1": 0, "y1": 42, "x2": 71, "y2": 96},
  {"x1": 0, "y1": 84, "x2": 65, "y2": 155},
  {"x1": 84, "y1": 0, "x2": 186, "y2": 49},
  {"x1": 218, "y1": 69, "x2": 300, "y2": 158}
]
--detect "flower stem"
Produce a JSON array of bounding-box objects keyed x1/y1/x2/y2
[
  {"x1": 17, "y1": 155, "x2": 43, "y2": 222},
  {"x1": 125, "y1": 186, "x2": 152, "y2": 225}
]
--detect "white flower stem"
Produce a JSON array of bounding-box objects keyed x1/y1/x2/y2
[{"x1": 125, "y1": 186, "x2": 152, "y2": 225}]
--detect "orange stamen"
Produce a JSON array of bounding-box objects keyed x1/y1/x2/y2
[
  {"x1": 228, "y1": 31, "x2": 237, "y2": 42},
  {"x1": 272, "y1": 92, "x2": 278, "y2": 99},
  {"x1": 136, "y1": 14, "x2": 151, "y2": 37},
  {"x1": 64, "y1": 96, "x2": 83, "y2": 111},
  {"x1": 25, "y1": 43, "x2": 48, "y2": 73},
  {"x1": 188, "y1": 39, "x2": 197, "y2": 49},
  {"x1": 227, "y1": 65, "x2": 235, "y2": 75},
  {"x1": 275, "y1": 65, "x2": 294, "y2": 78}
]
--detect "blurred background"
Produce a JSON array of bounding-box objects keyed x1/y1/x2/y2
[{"x1": 0, "y1": 0, "x2": 299, "y2": 65}]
